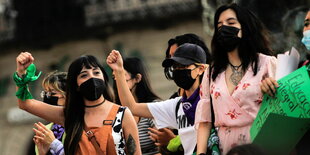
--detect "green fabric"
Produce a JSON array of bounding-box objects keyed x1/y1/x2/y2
[
  {"x1": 167, "y1": 135, "x2": 182, "y2": 152},
  {"x1": 193, "y1": 127, "x2": 220, "y2": 155},
  {"x1": 207, "y1": 128, "x2": 220, "y2": 155},
  {"x1": 13, "y1": 63, "x2": 41, "y2": 101}
]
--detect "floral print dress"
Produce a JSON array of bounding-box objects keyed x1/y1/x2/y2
[{"x1": 195, "y1": 53, "x2": 277, "y2": 154}]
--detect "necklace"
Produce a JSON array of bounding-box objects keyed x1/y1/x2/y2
[
  {"x1": 229, "y1": 62, "x2": 243, "y2": 86},
  {"x1": 85, "y1": 98, "x2": 105, "y2": 108}
]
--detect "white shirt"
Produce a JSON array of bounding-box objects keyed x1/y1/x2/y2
[{"x1": 147, "y1": 97, "x2": 197, "y2": 155}]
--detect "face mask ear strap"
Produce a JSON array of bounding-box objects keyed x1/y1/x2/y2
[
  {"x1": 194, "y1": 64, "x2": 208, "y2": 80},
  {"x1": 194, "y1": 73, "x2": 200, "y2": 80},
  {"x1": 192, "y1": 68, "x2": 200, "y2": 80}
]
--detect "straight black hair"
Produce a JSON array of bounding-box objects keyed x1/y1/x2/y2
[{"x1": 211, "y1": 3, "x2": 273, "y2": 81}]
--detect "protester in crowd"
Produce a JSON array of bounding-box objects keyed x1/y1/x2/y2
[
  {"x1": 113, "y1": 57, "x2": 161, "y2": 155},
  {"x1": 108, "y1": 43, "x2": 208, "y2": 155},
  {"x1": 32, "y1": 71, "x2": 67, "y2": 155},
  {"x1": 301, "y1": 9, "x2": 310, "y2": 66},
  {"x1": 14, "y1": 52, "x2": 141, "y2": 154},
  {"x1": 195, "y1": 3, "x2": 277, "y2": 154},
  {"x1": 147, "y1": 33, "x2": 212, "y2": 155}
]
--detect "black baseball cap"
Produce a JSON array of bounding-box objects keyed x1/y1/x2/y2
[{"x1": 162, "y1": 43, "x2": 206, "y2": 67}]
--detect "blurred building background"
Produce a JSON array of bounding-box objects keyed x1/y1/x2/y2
[{"x1": 0, "y1": 0, "x2": 309, "y2": 154}]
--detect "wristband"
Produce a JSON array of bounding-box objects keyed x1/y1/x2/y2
[{"x1": 13, "y1": 63, "x2": 41, "y2": 100}]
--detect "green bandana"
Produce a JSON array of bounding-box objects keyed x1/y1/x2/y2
[{"x1": 13, "y1": 64, "x2": 41, "y2": 101}]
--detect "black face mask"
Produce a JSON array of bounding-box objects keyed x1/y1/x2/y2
[
  {"x1": 43, "y1": 95, "x2": 59, "y2": 106},
  {"x1": 79, "y1": 78, "x2": 105, "y2": 101},
  {"x1": 173, "y1": 69, "x2": 196, "y2": 90},
  {"x1": 216, "y1": 25, "x2": 241, "y2": 52}
]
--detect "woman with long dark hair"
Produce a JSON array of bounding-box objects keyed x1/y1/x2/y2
[
  {"x1": 14, "y1": 52, "x2": 141, "y2": 155},
  {"x1": 113, "y1": 57, "x2": 161, "y2": 155},
  {"x1": 195, "y1": 3, "x2": 277, "y2": 154}
]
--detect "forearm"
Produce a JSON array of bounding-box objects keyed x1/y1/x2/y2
[
  {"x1": 107, "y1": 50, "x2": 152, "y2": 118},
  {"x1": 114, "y1": 69, "x2": 138, "y2": 113},
  {"x1": 197, "y1": 122, "x2": 211, "y2": 154},
  {"x1": 114, "y1": 69, "x2": 153, "y2": 118},
  {"x1": 17, "y1": 98, "x2": 64, "y2": 125}
]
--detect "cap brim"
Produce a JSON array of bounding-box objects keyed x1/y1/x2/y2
[{"x1": 162, "y1": 57, "x2": 195, "y2": 67}]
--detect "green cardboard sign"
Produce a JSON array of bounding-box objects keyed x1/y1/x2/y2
[
  {"x1": 251, "y1": 65, "x2": 310, "y2": 154},
  {"x1": 252, "y1": 113, "x2": 310, "y2": 155}
]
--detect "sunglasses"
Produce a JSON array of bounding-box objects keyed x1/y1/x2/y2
[{"x1": 40, "y1": 91, "x2": 57, "y2": 99}]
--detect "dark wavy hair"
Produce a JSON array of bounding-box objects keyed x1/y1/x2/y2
[
  {"x1": 114, "y1": 57, "x2": 160, "y2": 104},
  {"x1": 64, "y1": 55, "x2": 114, "y2": 155},
  {"x1": 211, "y1": 3, "x2": 273, "y2": 81},
  {"x1": 164, "y1": 33, "x2": 211, "y2": 79}
]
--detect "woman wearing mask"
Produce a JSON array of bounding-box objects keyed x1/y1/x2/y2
[
  {"x1": 14, "y1": 52, "x2": 141, "y2": 155},
  {"x1": 164, "y1": 33, "x2": 211, "y2": 81},
  {"x1": 107, "y1": 43, "x2": 208, "y2": 155},
  {"x1": 195, "y1": 3, "x2": 277, "y2": 154},
  {"x1": 151, "y1": 34, "x2": 211, "y2": 153},
  {"x1": 33, "y1": 71, "x2": 67, "y2": 155},
  {"x1": 148, "y1": 34, "x2": 212, "y2": 155},
  {"x1": 301, "y1": 9, "x2": 310, "y2": 66},
  {"x1": 159, "y1": 34, "x2": 212, "y2": 154},
  {"x1": 113, "y1": 57, "x2": 161, "y2": 155}
]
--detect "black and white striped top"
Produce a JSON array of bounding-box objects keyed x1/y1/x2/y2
[{"x1": 138, "y1": 117, "x2": 159, "y2": 155}]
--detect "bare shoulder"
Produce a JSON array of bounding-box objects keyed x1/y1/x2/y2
[
  {"x1": 121, "y1": 108, "x2": 135, "y2": 126},
  {"x1": 123, "y1": 108, "x2": 134, "y2": 120}
]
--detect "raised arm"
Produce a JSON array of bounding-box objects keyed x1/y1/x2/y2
[
  {"x1": 15, "y1": 52, "x2": 64, "y2": 125},
  {"x1": 106, "y1": 50, "x2": 153, "y2": 118}
]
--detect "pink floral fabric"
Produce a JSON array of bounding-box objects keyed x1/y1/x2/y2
[{"x1": 195, "y1": 53, "x2": 277, "y2": 154}]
